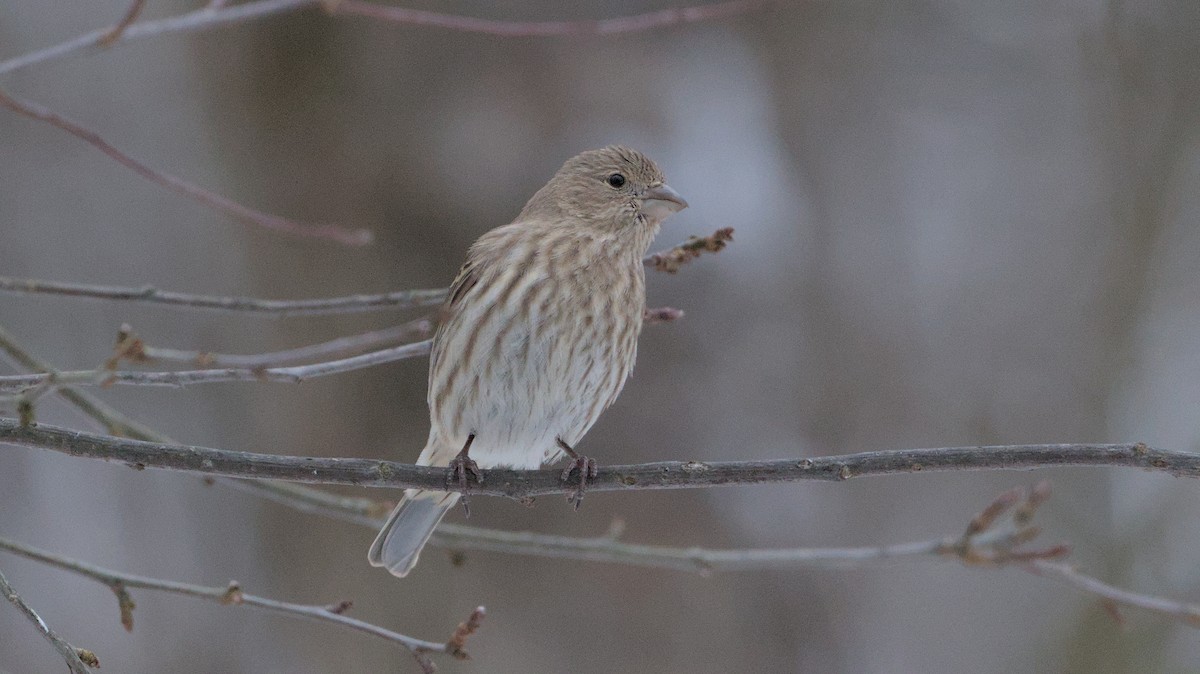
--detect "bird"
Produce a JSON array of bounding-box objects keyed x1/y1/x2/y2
[{"x1": 368, "y1": 146, "x2": 688, "y2": 578}]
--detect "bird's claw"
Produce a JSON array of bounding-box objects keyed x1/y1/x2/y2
[
  {"x1": 561, "y1": 456, "x2": 598, "y2": 511},
  {"x1": 448, "y1": 453, "x2": 483, "y2": 517}
]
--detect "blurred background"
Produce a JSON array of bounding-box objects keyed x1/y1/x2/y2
[{"x1": 3, "y1": 0, "x2": 1200, "y2": 671}]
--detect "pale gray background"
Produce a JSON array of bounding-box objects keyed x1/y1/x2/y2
[{"x1": 2, "y1": 0, "x2": 1199, "y2": 672}]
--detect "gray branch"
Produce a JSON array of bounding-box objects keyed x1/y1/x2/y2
[
  {"x1": 0, "y1": 275, "x2": 447, "y2": 316},
  {"x1": 0, "y1": 341, "x2": 432, "y2": 392},
  {"x1": 0, "y1": 536, "x2": 477, "y2": 670},
  {"x1": 0, "y1": 565, "x2": 95, "y2": 674},
  {"x1": 1, "y1": 419, "x2": 1194, "y2": 498}
]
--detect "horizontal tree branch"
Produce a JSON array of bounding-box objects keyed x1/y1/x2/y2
[
  {"x1": 0, "y1": 537, "x2": 480, "y2": 672},
  {"x1": 0, "y1": 0, "x2": 767, "y2": 77},
  {"x1": 0, "y1": 565, "x2": 95, "y2": 674},
  {"x1": 119, "y1": 318, "x2": 434, "y2": 368},
  {"x1": 0, "y1": 322, "x2": 390, "y2": 528},
  {"x1": 0, "y1": 230, "x2": 729, "y2": 317},
  {"x1": 331, "y1": 0, "x2": 766, "y2": 37},
  {"x1": 3, "y1": 328, "x2": 1196, "y2": 630},
  {"x1": 0, "y1": 341, "x2": 433, "y2": 392},
  {"x1": 1, "y1": 419, "x2": 1194, "y2": 498},
  {"x1": 0, "y1": 88, "x2": 372, "y2": 247},
  {"x1": 0, "y1": 275, "x2": 448, "y2": 316}
]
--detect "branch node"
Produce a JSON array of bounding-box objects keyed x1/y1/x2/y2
[
  {"x1": 76, "y1": 648, "x2": 100, "y2": 668},
  {"x1": 324, "y1": 600, "x2": 353, "y2": 615},
  {"x1": 219, "y1": 581, "x2": 244, "y2": 605}
]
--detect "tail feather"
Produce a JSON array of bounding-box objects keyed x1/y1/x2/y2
[{"x1": 368, "y1": 490, "x2": 459, "y2": 577}]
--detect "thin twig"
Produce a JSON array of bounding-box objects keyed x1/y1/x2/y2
[
  {"x1": 331, "y1": 0, "x2": 767, "y2": 37},
  {"x1": 0, "y1": 275, "x2": 447, "y2": 316},
  {"x1": 0, "y1": 324, "x2": 387, "y2": 523},
  {"x1": 0, "y1": 537, "x2": 478, "y2": 667},
  {"x1": 0, "y1": 88, "x2": 372, "y2": 247},
  {"x1": 99, "y1": 0, "x2": 149, "y2": 46},
  {"x1": 1026, "y1": 560, "x2": 1200, "y2": 627},
  {"x1": 0, "y1": 565, "x2": 95, "y2": 674},
  {"x1": 113, "y1": 319, "x2": 433, "y2": 369},
  {"x1": 0, "y1": 0, "x2": 769, "y2": 77},
  {"x1": 0, "y1": 0, "x2": 316, "y2": 77},
  {"x1": 0, "y1": 419, "x2": 1192, "y2": 497},
  {"x1": 0, "y1": 340, "x2": 432, "y2": 392},
  {"x1": 0, "y1": 228, "x2": 728, "y2": 314}
]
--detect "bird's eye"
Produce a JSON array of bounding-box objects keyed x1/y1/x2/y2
[{"x1": 606, "y1": 173, "x2": 626, "y2": 188}]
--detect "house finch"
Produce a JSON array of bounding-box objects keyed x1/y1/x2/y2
[{"x1": 368, "y1": 146, "x2": 688, "y2": 577}]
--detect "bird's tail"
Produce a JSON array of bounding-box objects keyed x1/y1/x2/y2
[{"x1": 368, "y1": 489, "x2": 459, "y2": 577}]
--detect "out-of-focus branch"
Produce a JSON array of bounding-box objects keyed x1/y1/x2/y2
[
  {"x1": 0, "y1": 0, "x2": 768, "y2": 77},
  {"x1": 0, "y1": 0, "x2": 315, "y2": 77},
  {"x1": 331, "y1": 0, "x2": 767, "y2": 37},
  {"x1": 1026, "y1": 560, "x2": 1200, "y2": 627},
  {"x1": 0, "y1": 88, "x2": 372, "y2": 247},
  {"x1": 0, "y1": 341, "x2": 432, "y2": 392},
  {"x1": 0, "y1": 565, "x2": 97, "y2": 674},
  {"x1": 0, "y1": 275, "x2": 447, "y2": 315},
  {"x1": 2, "y1": 419, "x2": 1196, "y2": 497},
  {"x1": 0, "y1": 537, "x2": 481, "y2": 671},
  {"x1": 111, "y1": 319, "x2": 433, "y2": 369},
  {"x1": 645, "y1": 227, "x2": 735, "y2": 273}
]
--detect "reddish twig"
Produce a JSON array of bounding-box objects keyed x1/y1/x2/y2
[
  {"x1": 0, "y1": 0, "x2": 770, "y2": 78},
  {"x1": 0, "y1": 88, "x2": 372, "y2": 247},
  {"x1": 99, "y1": 0, "x2": 149, "y2": 46},
  {"x1": 330, "y1": 0, "x2": 767, "y2": 37}
]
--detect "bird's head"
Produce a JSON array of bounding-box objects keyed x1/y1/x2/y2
[{"x1": 520, "y1": 146, "x2": 688, "y2": 231}]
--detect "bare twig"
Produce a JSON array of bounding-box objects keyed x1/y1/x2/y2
[
  {"x1": 99, "y1": 0, "x2": 149, "y2": 46},
  {"x1": 112, "y1": 319, "x2": 433, "y2": 369},
  {"x1": 0, "y1": 0, "x2": 315, "y2": 77},
  {"x1": 0, "y1": 228, "x2": 726, "y2": 314},
  {"x1": 1, "y1": 419, "x2": 1194, "y2": 498},
  {"x1": 0, "y1": 275, "x2": 447, "y2": 316},
  {"x1": 645, "y1": 227, "x2": 735, "y2": 273},
  {"x1": 0, "y1": 340, "x2": 432, "y2": 392},
  {"x1": 0, "y1": 565, "x2": 95, "y2": 674},
  {"x1": 0, "y1": 0, "x2": 769, "y2": 77},
  {"x1": 1026, "y1": 560, "x2": 1200, "y2": 627},
  {"x1": 331, "y1": 0, "x2": 767, "y2": 37},
  {"x1": 0, "y1": 88, "x2": 372, "y2": 247},
  {"x1": 0, "y1": 324, "x2": 386, "y2": 524},
  {"x1": 0, "y1": 537, "x2": 477, "y2": 668}
]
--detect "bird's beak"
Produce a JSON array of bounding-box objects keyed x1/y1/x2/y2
[{"x1": 641, "y1": 184, "x2": 688, "y2": 221}]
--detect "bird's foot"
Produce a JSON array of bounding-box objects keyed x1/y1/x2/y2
[
  {"x1": 560, "y1": 455, "x2": 598, "y2": 511},
  {"x1": 448, "y1": 447, "x2": 483, "y2": 517}
]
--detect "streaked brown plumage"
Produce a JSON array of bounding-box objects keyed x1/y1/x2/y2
[{"x1": 369, "y1": 146, "x2": 688, "y2": 577}]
